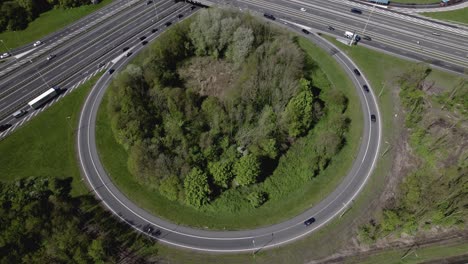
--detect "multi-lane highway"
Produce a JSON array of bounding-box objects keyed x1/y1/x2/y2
[
  {"x1": 0, "y1": 0, "x2": 193, "y2": 137},
  {"x1": 1, "y1": 0, "x2": 466, "y2": 253}
]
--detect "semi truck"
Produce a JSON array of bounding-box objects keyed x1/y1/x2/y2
[{"x1": 28, "y1": 87, "x2": 59, "y2": 109}]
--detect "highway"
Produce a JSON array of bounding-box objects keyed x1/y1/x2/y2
[
  {"x1": 0, "y1": 0, "x2": 465, "y2": 253},
  {"x1": 0, "y1": 0, "x2": 191, "y2": 135}
]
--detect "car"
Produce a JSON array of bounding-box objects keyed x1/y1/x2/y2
[
  {"x1": 0, "y1": 124, "x2": 12, "y2": 132},
  {"x1": 146, "y1": 226, "x2": 154, "y2": 233},
  {"x1": 12, "y1": 109, "x2": 27, "y2": 118},
  {"x1": 141, "y1": 40, "x2": 148, "y2": 45},
  {"x1": 98, "y1": 62, "x2": 106, "y2": 68},
  {"x1": 353, "y1": 69, "x2": 361, "y2": 76},
  {"x1": 177, "y1": 14, "x2": 183, "y2": 19},
  {"x1": 363, "y1": 35, "x2": 372, "y2": 41},
  {"x1": 304, "y1": 217, "x2": 315, "y2": 226},
  {"x1": 327, "y1": 26, "x2": 335, "y2": 31},
  {"x1": 300, "y1": 7, "x2": 307, "y2": 11},
  {"x1": 351, "y1": 8, "x2": 362, "y2": 14},
  {"x1": 0, "y1": 52, "x2": 10, "y2": 59},
  {"x1": 190, "y1": 5, "x2": 196, "y2": 10},
  {"x1": 432, "y1": 32, "x2": 441, "y2": 36},
  {"x1": 33, "y1": 41, "x2": 42, "y2": 47},
  {"x1": 122, "y1": 47, "x2": 130, "y2": 52},
  {"x1": 354, "y1": 35, "x2": 361, "y2": 41},
  {"x1": 165, "y1": 21, "x2": 172, "y2": 27},
  {"x1": 46, "y1": 54, "x2": 56, "y2": 60},
  {"x1": 362, "y1": 84, "x2": 370, "y2": 93},
  {"x1": 139, "y1": 36, "x2": 146, "y2": 41},
  {"x1": 146, "y1": 0, "x2": 153, "y2": 4},
  {"x1": 263, "y1": 13, "x2": 275, "y2": 20},
  {"x1": 302, "y1": 29, "x2": 310, "y2": 34},
  {"x1": 126, "y1": 51, "x2": 132, "y2": 57},
  {"x1": 108, "y1": 69, "x2": 115, "y2": 75},
  {"x1": 151, "y1": 28, "x2": 158, "y2": 33},
  {"x1": 371, "y1": 114, "x2": 376, "y2": 122}
]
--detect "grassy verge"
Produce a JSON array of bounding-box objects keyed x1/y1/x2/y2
[
  {"x1": 0, "y1": 0, "x2": 113, "y2": 53},
  {"x1": 349, "y1": 242, "x2": 468, "y2": 264},
  {"x1": 392, "y1": 0, "x2": 438, "y2": 3},
  {"x1": 421, "y1": 7, "x2": 468, "y2": 25},
  {"x1": 0, "y1": 74, "x2": 102, "y2": 196},
  {"x1": 95, "y1": 35, "x2": 363, "y2": 230}
]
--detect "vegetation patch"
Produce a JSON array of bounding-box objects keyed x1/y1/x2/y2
[
  {"x1": 99, "y1": 9, "x2": 361, "y2": 229},
  {"x1": 422, "y1": 7, "x2": 468, "y2": 25}
]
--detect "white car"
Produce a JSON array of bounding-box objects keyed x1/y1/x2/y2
[
  {"x1": 33, "y1": 41, "x2": 42, "y2": 47},
  {"x1": 300, "y1": 7, "x2": 307, "y2": 11},
  {"x1": 0, "y1": 52, "x2": 10, "y2": 59}
]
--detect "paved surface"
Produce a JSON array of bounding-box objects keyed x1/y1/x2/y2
[
  {"x1": 0, "y1": 0, "x2": 465, "y2": 253},
  {"x1": 76, "y1": 12, "x2": 382, "y2": 252},
  {"x1": 0, "y1": 0, "x2": 190, "y2": 138}
]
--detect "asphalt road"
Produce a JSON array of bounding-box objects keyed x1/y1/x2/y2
[
  {"x1": 0, "y1": 0, "x2": 189, "y2": 127},
  {"x1": 0, "y1": 0, "x2": 464, "y2": 253},
  {"x1": 76, "y1": 12, "x2": 382, "y2": 251}
]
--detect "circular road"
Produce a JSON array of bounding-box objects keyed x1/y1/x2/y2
[{"x1": 77, "y1": 16, "x2": 382, "y2": 253}]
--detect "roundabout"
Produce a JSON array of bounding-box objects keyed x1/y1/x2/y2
[{"x1": 77, "y1": 13, "x2": 382, "y2": 253}]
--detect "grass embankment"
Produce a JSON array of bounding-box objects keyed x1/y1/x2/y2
[
  {"x1": 0, "y1": 0, "x2": 113, "y2": 53},
  {"x1": 95, "y1": 35, "x2": 363, "y2": 230},
  {"x1": 154, "y1": 33, "x2": 465, "y2": 263},
  {"x1": 0, "y1": 74, "x2": 102, "y2": 196},
  {"x1": 422, "y1": 7, "x2": 468, "y2": 25},
  {"x1": 392, "y1": 0, "x2": 438, "y2": 4}
]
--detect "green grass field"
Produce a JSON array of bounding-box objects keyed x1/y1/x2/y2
[
  {"x1": 422, "y1": 7, "x2": 468, "y2": 25},
  {"x1": 392, "y1": 0, "x2": 438, "y2": 4},
  {"x1": 0, "y1": 0, "x2": 113, "y2": 53},
  {"x1": 94, "y1": 36, "x2": 364, "y2": 230},
  {"x1": 0, "y1": 74, "x2": 102, "y2": 196}
]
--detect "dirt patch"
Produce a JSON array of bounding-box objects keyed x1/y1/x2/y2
[{"x1": 178, "y1": 57, "x2": 239, "y2": 100}]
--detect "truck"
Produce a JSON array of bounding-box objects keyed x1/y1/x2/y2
[
  {"x1": 344, "y1": 31, "x2": 354, "y2": 39},
  {"x1": 28, "y1": 87, "x2": 59, "y2": 109}
]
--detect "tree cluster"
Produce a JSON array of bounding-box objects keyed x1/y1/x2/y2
[
  {"x1": 107, "y1": 9, "x2": 345, "y2": 209},
  {"x1": 0, "y1": 177, "x2": 155, "y2": 263},
  {"x1": 0, "y1": 0, "x2": 91, "y2": 32}
]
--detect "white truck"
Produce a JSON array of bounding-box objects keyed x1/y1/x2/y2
[
  {"x1": 28, "y1": 88, "x2": 59, "y2": 109},
  {"x1": 344, "y1": 31, "x2": 354, "y2": 39}
]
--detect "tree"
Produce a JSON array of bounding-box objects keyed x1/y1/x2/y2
[
  {"x1": 282, "y1": 89, "x2": 314, "y2": 137},
  {"x1": 159, "y1": 175, "x2": 181, "y2": 201},
  {"x1": 229, "y1": 26, "x2": 254, "y2": 66},
  {"x1": 184, "y1": 168, "x2": 211, "y2": 207},
  {"x1": 208, "y1": 160, "x2": 233, "y2": 188},
  {"x1": 234, "y1": 154, "x2": 260, "y2": 186}
]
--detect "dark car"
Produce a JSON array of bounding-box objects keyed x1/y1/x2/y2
[
  {"x1": 0, "y1": 124, "x2": 12, "y2": 132},
  {"x1": 351, "y1": 8, "x2": 362, "y2": 14},
  {"x1": 165, "y1": 21, "x2": 172, "y2": 27},
  {"x1": 327, "y1": 26, "x2": 335, "y2": 31},
  {"x1": 151, "y1": 28, "x2": 158, "y2": 33},
  {"x1": 302, "y1": 29, "x2": 310, "y2": 34},
  {"x1": 108, "y1": 69, "x2": 115, "y2": 75},
  {"x1": 354, "y1": 35, "x2": 361, "y2": 42},
  {"x1": 140, "y1": 36, "x2": 146, "y2": 41},
  {"x1": 264, "y1": 13, "x2": 276, "y2": 20},
  {"x1": 353, "y1": 69, "x2": 361, "y2": 76},
  {"x1": 304, "y1": 217, "x2": 316, "y2": 226},
  {"x1": 126, "y1": 51, "x2": 132, "y2": 57},
  {"x1": 146, "y1": 226, "x2": 154, "y2": 234},
  {"x1": 98, "y1": 62, "x2": 106, "y2": 68},
  {"x1": 363, "y1": 35, "x2": 372, "y2": 41},
  {"x1": 362, "y1": 84, "x2": 370, "y2": 93},
  {"x1": 371, "y1": 114, "x2": 376, "y2": 122},
  {"x1": 141, "y1": 40, "x2": 148, "y2": 45},
  {"x1": 177, "y1": 14, "x2": 183, "y2": 19},
  {"x1": 146, "y1": 0, "x2": 153, "y2": 4},
  {"x1": 46, "y1": 54, "x2": 56, "y2": 61},
  {"x1": 190, "y1": 5, "x2": 197, "y2": 10},
  {"x1": 122, "y1": 47, "x2": 129, "y2": 52}
]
